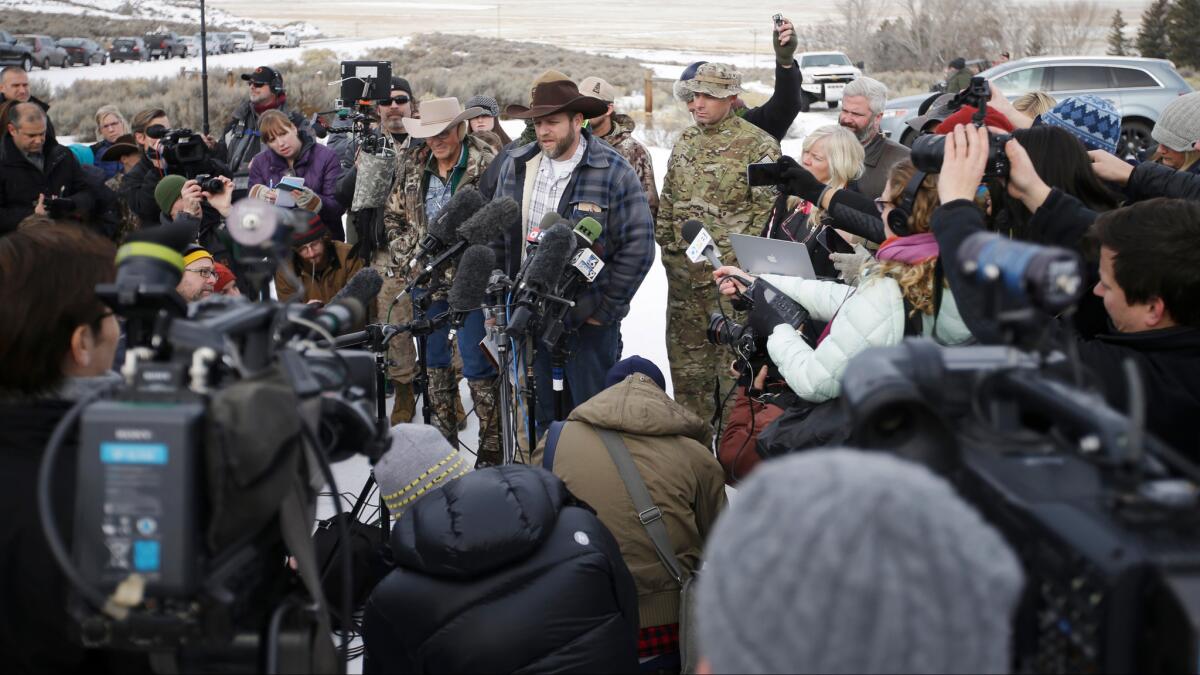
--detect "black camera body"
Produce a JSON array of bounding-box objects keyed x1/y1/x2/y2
[
  {"x1": 707, "y1": 278, "x2": 811, "y2": 364},
  {"x1": 147, "y1": 124, "x2": 210, "y2": 170},
  {"x1": 193, "y1": 173, "x2": 224, "y2": 195},
  {"x1": 910, "y1": 76, "x2": 1012, "y2": 178}
]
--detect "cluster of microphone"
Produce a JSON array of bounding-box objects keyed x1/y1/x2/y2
[{"x1": 508, "y1": 212, "x2": 605, "y2": 345}]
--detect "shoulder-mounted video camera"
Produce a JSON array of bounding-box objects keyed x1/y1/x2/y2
[{"x1": 146, "y1": 124, "x2": 210, "y2": 170}]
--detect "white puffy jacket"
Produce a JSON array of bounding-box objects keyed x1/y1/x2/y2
[{"x1": 761, "y1": 270, "x2": 972, "y2": 402}]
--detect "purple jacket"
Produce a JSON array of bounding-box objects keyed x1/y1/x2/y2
[{"x1": 248, "y1": 132, "x2": 346, "y2": 239}]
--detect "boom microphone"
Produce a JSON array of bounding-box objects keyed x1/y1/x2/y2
[
  {"x1": 508, "y1": 223, "x2": 577, "y2": 338},
  {"x1": 290, "y1": 267, "x2": 382, "y2": 339},
  {"x1": 681, "y1": 219, "x2": 724, "y2": 268},
  {"x1": 458, "y1": 197, "x2": 520, "y2": 246},
  {"x1": 446, "y1": 245, "x2": 496, "y2": 334},
  {"x1": 331, "y1": 267, "x2": 383, "y2": 308},
  {"x1": 409, "y1": 187, "x2": 486, "y2": 269}
]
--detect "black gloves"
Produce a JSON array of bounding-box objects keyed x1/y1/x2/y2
[
  {"x1": 778, "y1": 156, "x2": 826, "y2": 204},
  {"x1": 773, "y1": 21, "x2": 797, "y2": 66}
]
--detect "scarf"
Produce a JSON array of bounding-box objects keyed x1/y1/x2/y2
[
  {"x1": 253, "y1": 92, "x2": 287, "y2": 116},
  {"x1": 876, "y1": 232, "x2": 939, "y2": 264}
]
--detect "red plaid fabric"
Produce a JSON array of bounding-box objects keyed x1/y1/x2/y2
[{"x1": 638, "y1": 623, "x2": 680, "y2": 658}]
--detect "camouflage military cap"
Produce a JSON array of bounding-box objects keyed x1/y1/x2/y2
[{"x1": 677, "y1": 62, "x2": 743, "y2": 100}]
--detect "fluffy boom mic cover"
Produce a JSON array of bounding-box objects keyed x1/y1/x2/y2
[
  {"x1": 458, "y1": 197, "x2": 520, "y2": 245},
  {"x1": 524, "y1": 223, "x2": 575, "y2": 290},
  {"x1": 330, "y1": 267, "x2": 383, "y2": 308},
  {"x1": 448, "y1": 245, "x2": 496, "y2": 312},
  {"x1": 427, "y1": 187, "x2": 486, "y2": 242}
]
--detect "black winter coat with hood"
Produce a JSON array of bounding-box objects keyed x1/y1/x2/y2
[
  {"x1": 362, "y1": 465, "x2": 640, "y2": 674},
  {"x1": 0, "y1": 132, "x2": 94, "y2": 234}
]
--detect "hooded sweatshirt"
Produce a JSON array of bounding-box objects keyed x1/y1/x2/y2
[{"x1": 533, "y1": 373, "x2": 728, "y2": 628}]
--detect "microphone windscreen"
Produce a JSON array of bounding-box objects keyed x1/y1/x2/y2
[
  {"x1": 124, "y1": 221, "x2": 195, "y2": 252},
  {"x1": 459, "y1": 197, "x2": 520, "y2": 245},
  {"x1": 330, "y1": 267, "x2": 383, "y2": 308},
  {"x1": 448, "y1": 245, "x2": 495, "y2": 312},
  {"x1": 524, "y1": 222, "x2": 574, "y2": 290},
  {"x1": 574, "y1": 216, "x2": 603, "y2": 246},
  {"x1": 427, "y1": 186, "x2": 486, "y2": 243},
  {"x1": 681, "y1": 219, "x2": 705, "y2": 245}
]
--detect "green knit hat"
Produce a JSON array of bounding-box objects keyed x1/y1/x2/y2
[{"x1": 154, "y1": 175, "x2": 187, "y2": 215}]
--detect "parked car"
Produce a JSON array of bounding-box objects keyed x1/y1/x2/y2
[
  {"x1": 0, "y1": 30, "x2": 33, "y2": 71},
  {"x1": 109, "y1": 37, "x2": 148, "y2": 63},
  {"x1": 189, "y1": 33, "x2": 221, "y2": 55},
  {"x1": 267, "y1": 29, "x2": 300, "y2": 48},
  {"x1": 229, "y1": 31, "x2": 254, "y2": 52},
  {"x1": 797, "y1": 51, "x2": 862, "y2": 109},
  {"x1": 58, "y1": 37, "x2": 107, "y2": 66},
  {"x1": 145, "y1": 32, "x2": 186, "y2": 59},
  {"x1": 17, "y1": 35, "x2": 69, "y2": 69},
  {"x1": 879, "y1": 56, "x2": 1195, "y2": 158},
  {"x1": 209, "y1": 32, "x2": 235, "y2": 54}
]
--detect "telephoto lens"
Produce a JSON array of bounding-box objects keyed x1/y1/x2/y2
[{"x1": 958, "y1": 232, "x2": 1085, "y2": 314}]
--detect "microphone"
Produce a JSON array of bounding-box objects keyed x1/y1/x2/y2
[
  {"x1": 508, "y1": 223, "x2": 576, "y2": 337},
  {"x1": 528, "y1": 211, "x2": 566, "y2": 247},
  {"x1": 409, "y1": 187, "x2": 486, "y2": 269},
  {"x1": 410, "y1": 197, "x2": 518, "y2": 289},
  {"x1": 681, "y1": 218, "x2": 724, "y2": 268},
  {"x1": 446, "y1": 245, "x2": 496, "y2": 336},
  {"x1": 291, "y1": 267, "x2": 383, "y2": 340},
  {"x1": 574, "y1": 216, "x2": 602, "y2": 248}
]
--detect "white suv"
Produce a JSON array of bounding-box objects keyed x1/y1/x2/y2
[
  {"x1": 267, "y1": 30, "x2": 299, "y2": 49},
  {"x1": 797, "y1": 51, "x2": 862, "y2": 109},
  {"x1": 230, "y1": 32, "x2": 254, "y2": 52}
]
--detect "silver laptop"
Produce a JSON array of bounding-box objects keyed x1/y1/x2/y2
[{"x1": 728, "y1": 233, "x2": 817, "y2": 278}]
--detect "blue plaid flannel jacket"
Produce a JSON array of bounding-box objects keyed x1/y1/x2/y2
[{"x1": 492, "y1": 128, "x2": 655, "y2": 327}]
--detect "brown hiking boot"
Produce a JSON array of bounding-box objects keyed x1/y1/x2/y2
[{"x1": 389, "y1": 380, "x2": 415, "y2": 427}]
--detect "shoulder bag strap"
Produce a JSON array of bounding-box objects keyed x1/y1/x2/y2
[
  {"x1": 594, "y1": 427, "x2": 687, "y2": 584},
  {"x1": 542, "y1": 420, "x2": 567, "y2": 470}
]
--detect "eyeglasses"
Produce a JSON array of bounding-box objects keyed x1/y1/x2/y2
[
  {"x1": 185, "y1": 266, "x2": 216, "y2": 279},
  {"x1": 874, "y1": 198, "x2": 893, "y2": 214},
  {"x1": 376, "y1": 96, "x2": 411, "y2": 107}
]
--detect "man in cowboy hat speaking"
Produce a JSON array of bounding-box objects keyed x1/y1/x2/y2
[
  {"x1": 381, "y1": 97, "x2": 500, "y2": 459},
  {"x1": 657, "y1": 62, "x2": 779, "y2": 428},
  {"x1": 492, "y1": 70, "x2": 655, "y2": 435}
]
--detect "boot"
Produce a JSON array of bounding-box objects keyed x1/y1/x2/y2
[
  {"x1": 389, "y1": 380, "x2": 415, "y2": 426},
  {"x1": 427, "y1": 367, "x2": 460, "y2": 447},
  {"x1": 469, "y1": 377, "x2": 503, "y2": 467}
]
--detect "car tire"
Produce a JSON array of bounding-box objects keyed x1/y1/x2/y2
[
  {"x1": 1119, "y1": 120, "x2": 1154, "y2": 160},
  {"x1": 828, "y1": 100, "x2": 840, "y2": 109},
  {"x1": 21, "y1": 56, "x2": 31, "y2": 71},
  {"x1": 60, "y1": 58, "x2": 69, "y2": 69},
  {"x1": 40, "y1": 58, "x2": 49, "y2": 70}
]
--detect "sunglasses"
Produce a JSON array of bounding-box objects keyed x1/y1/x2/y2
[
  {"x1": 376, "y1": 96, "x2": 411, "y2": 107},
  {"x1": 248, "y1": 81, "x2": 269, "y2": 89}
]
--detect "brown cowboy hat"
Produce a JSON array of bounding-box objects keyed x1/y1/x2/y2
[
  {"x1": 505, "y1": 69, "x2": 609, "y2": 120},
  {"x1": 100, "y1": 133, "x2": 140, "y2": 161}
]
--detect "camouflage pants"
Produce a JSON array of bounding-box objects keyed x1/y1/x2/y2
[
  {"x1": 372, "y1": 251, "x2": 417, "y2": 383},
  {"x1": 427, "y1": 366, "x2": 460, "y2": 446},
  {"x1": 469, "y1": 377, "x2": 502, "y2": 466},
  {"x1": 663, "y1": 250, "x2": 738, "y2": 429}
]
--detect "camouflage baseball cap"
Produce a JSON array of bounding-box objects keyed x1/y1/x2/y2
[{"x1": 677, "y1": 62, "x2": 743, "y2": 100}]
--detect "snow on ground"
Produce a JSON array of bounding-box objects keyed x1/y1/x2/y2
[
  {"x1": 0, "y1": 0, "x2": 321, "y2": 38},
  {"x1": 28, "y1": 37, "x2": 409, "y2": 90}
]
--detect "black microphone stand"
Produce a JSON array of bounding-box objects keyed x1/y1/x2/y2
[{"x1": 485, "y1": 272, "x2": 521, "y2": 465}]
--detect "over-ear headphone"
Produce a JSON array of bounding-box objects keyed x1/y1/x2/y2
[
  {"x1": 268, "y1": 69, "x2": 285, "y2": 95},
  {"x1": 886, "y1": 169, "x2": 928, "y2": 237}
]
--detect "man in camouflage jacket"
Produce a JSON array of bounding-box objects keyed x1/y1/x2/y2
[
  {"x1": 578, "y1": 76, "x2": 659, "y2": 218},
  {"x1": 657, "y1": 62, "x2": 780, "y2": 428},
  {"x1": 381, "y1": 97, "x2": 500, "y2": 461}
]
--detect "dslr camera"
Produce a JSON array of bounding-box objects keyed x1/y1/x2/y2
[
  {"x1": 707, "y1": 277, "x2": 811, "y2": 364},
  {"x1": 910, "y1": 76, "x2": 1012, "y2": 178},
  {"x1": 192, "y1": 173, "x2": 224, "y2": 195}
]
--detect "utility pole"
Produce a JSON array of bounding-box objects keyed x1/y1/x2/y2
[
  {"x1": 753, "y1": 28, "x2": 758, "y2": 68},
  {"x1": 497, "y1": 3, "x2": 501, "y2": 38},
  {"x1": 200, "y1": 0, "x2": 209, "y2": 134}
]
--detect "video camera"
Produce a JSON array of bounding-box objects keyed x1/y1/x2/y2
[
  {"x1": 313, "y1": 61, "x2": 395, "y2": 157},
  {"x1": 39, "y1": 214, "x2": 389, "y2": 671},
  {"x1": 146, "y1": 124, "x2": 211, "y2": 175},
  {"x1": 833, "y1": 229, "x2": 1200, "y2": 673},
  {"x1": 911, "y1": 76, "x2": 1012, "y2": 178}
]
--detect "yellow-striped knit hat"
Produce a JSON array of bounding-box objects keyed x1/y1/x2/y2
[{"x1": 376, "y1": 424, "x2": 470, "y2": 520}]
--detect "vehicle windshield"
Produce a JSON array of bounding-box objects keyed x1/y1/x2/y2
[
  {"x1": 801, "y1": 53, "x2": 852, "y2": 67},
  {"x1": 58, "y1": 38, "x2": 83, "y2": 47},
  {"x1": 115, "y1": 39, "x2": 135, "y2": 47},
  {"x1": 17, "y1": 37, "x2": 36, "y2": 47},
  {"x1": 271, "y1": 31, "x2": 285, "y2": 36}
]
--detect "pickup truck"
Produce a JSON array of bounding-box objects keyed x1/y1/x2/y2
[
  {"x1": 797, "y1": 51, "x2": 862, "y2": 109},
  {"x1": 145, "y1": 32, "x2": 186, "y2": 60},
  {"x1": 0, "y1": 31, "x2": 34, "y2": 71}
]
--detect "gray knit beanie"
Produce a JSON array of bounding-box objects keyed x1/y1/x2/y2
[
  {"x1": 696, "y1": 449, "x2": 1024, "y2": 674},
  {"x1": 1151, "y1": 91, "x2": 1200, "y2": 152},
  {"x1": 375, "y1": 424, "x2": 469, "y2": 519}
]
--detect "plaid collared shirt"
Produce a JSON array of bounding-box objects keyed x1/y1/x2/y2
[{"x1": 526, "y1": 137, "x2": 587, "y2": 237}]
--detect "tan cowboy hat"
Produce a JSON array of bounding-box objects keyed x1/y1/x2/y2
[
  {"x1": 100, "y1": 133, "x2": 140, "y2": 161},
  {"x1": 401, "y1": 98, "x2": 484, "y2": 139},
  {"x1": 505, "y1": 70, "x2": 609, "y2": 120}
]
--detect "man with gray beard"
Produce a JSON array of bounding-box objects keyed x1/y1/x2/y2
[{"x1": 838, "y1": 76, "x2": 910, "y2": 199}]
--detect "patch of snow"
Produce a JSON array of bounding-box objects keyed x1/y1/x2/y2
[{"x1": 0, "y1": 0, "x2": 323, "y2": 38}]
